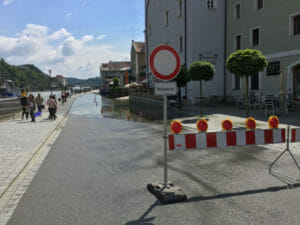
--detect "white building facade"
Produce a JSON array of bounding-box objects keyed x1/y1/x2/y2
[{"x1": 145, "y1": 0, "x2": 226, "y2": 103}]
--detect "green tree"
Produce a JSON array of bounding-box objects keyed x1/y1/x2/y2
[
  {"x1": 113, "y1": 77, "x2": 119, "y2": 88},
  {"x1": 175, "y1": 65, "x2": 190, "y2": 110},
  {"x1": 226, "y1": 49, "x2": 268, "y2": 117},
  {"x1": 188, "y1": 61, "x2": 215, "y2": 117}
]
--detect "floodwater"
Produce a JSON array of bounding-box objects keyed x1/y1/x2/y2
[{"x1": 70, "y1": 93, "x2": 151, "y2": 123}]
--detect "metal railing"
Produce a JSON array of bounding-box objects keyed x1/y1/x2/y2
[{"x1": 0, "y1": 98, "x2": 22, "y2": 121}]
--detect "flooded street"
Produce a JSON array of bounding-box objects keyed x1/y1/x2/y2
[{"x1": 69, "y1": 92, "x2": 152, "y2": 123}]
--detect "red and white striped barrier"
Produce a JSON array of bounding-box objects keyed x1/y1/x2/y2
[
  {"x1": 169, "y1": 129, "x2": 286, "y2": 151},
  {"x1": 291, "y1": 128, "x2": 300, "y2": 142}
]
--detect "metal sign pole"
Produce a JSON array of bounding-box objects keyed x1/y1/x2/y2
[{"x1": 163, "y1": 94, "x2": 168, "y2": 187}]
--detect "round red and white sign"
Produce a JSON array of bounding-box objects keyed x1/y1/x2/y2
[{"x1": 149, "y1": 45, "x2": 181, "y2": 81}]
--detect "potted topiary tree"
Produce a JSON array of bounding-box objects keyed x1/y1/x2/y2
[
  {"x1": 226, "y1": 49, "x2": 268, "y2": 117},
  {"x1": 188, "y1": 61, "x2": 215, "y2": 117},
  {"x1": 175, "y1": 65, "x2": 190, "y2": 110}
]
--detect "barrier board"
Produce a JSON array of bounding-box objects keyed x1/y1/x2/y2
[{"x1": 169, "y1": 129, "x2": 286, "y2": 151}]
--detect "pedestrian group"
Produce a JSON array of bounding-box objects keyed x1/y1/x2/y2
[{"x1": 20, "y1": 89, "x2": 58, "y2": 122}]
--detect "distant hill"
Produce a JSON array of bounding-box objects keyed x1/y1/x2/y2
[
  {"x1": 0, "y1": 58, "x2": 100, "y2": 91},
  {"x1": 0, "y1": 58, "x2": 52, "y2": 91},
  {"x1": 66, "y1": 77, "x2": 100, "y2": 88}
]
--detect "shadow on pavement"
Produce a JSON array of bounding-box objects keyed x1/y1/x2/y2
[
  {"x1": 124, "y1": 200, "x2": 159, "y2": 225},
  {"x1": 169, "y1": 183, "x2": 300, "y2": 205}
]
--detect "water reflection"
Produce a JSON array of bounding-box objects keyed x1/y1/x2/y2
[{"x1": 70, "y1": 93, "x2": 150, "y2": 123}]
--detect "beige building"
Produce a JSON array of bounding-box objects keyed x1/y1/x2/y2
[
  {"x1": 226, "y1": 0, "x2": 300, "y2": 102},
  {"x1": 100, "y1": 61, "x2": 131, "y2": 92},
  {"x1": 55, "y1": 75, "x2": 67, "y2": 87},
  {"x1": 130, "y1": 41, "x2": 146, "y2": 83}
]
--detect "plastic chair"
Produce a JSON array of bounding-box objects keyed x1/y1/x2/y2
[{"x1": 264, "y1": 94, "x2": 275, "y2": 116}]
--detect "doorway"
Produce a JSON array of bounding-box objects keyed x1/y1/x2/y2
[{"x1": 293, "y1": 65, "x2": 300, "y2": 101}]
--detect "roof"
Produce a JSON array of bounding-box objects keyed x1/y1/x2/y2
[
  {"x1": 132, "y1": 41, "x2": 145, "y2": 53},
  {"x1": 100, "y1": 61, "x2": 131, "y2": 71},
  {"x1": 56, "y1": 75, "x2": 64, "y2": 79}
]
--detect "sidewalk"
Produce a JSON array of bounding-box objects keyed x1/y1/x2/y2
[{"x1": 0, "y1": 96, "x2": 77, "y2": 199}]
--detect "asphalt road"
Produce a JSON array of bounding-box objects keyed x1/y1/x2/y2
[{"x1": 7, "y1": 115, "x2": 300, "y2": 225}]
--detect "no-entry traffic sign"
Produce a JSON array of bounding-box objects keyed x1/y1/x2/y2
[{"x1": 149, "y1": 45, "x2": 181, "y2": 81}]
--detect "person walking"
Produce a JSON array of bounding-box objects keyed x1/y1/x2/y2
[
  {"x1": 27, "y1": 94, "x2": 36, "y2": 122},
  {"x1": 35, "y1": 93, "x2": 44, "y2": 113},
  {"x1": 20, "y1": 89, "x2": 29, "y2": 120},
  {"x1": 47, "y1": 95, "x2": 57, "y2": 121}
]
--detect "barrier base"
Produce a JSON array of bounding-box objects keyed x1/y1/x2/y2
[
  {"x1": 269, "y1": 148, "x2": 300, "y2": 185},
  {"x1": 147, "y1": 181, "x2": 187, "y2": 204}
]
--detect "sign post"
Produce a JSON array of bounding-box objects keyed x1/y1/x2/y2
[{"x1": 149, "y1": 45, "x2": 181, "y2": 187}]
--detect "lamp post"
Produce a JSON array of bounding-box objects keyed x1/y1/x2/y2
[{"x1": 49, "y1": 69, "x2": 52, "y2": 96}]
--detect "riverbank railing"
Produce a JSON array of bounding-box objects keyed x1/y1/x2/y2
[{"x1": 0, "y1": 97, "x2": 21, "y2": 121}]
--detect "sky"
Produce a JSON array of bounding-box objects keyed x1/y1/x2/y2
[{"x1": 0, "y1": 0, "x2": 145, "y2": 79}]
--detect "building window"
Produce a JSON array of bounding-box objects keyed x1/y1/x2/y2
[
  {"x1": 234, "y1": 75, "x2": 240, "y2": 90},
  {"x1": 251, "y1": 74, "x2": 259, "y2": 90},
  {"x1": 255, "y1": 0, "x2": 263, "y2": 10},
  {"x1": 234, "y1": 3, "x2": 240, "y2": 20},
  {"x1": 294, "y1": 15, "x2": 300, "y2": 35},
  {"x1": 235, "y1": 35, "x2": 241, "y2": 50},
  {"x1": 178, "y1": 0, "x2": 182, "y2": 17},
  {"x1": 251, "y1": 28, "x2": 259, "y2": 46},
  {"x1": 148, "y1": 24, "x2": 152, "y2": 37},
  {"x1": 289, "y1": 13, "x2": 300, "y2": 36},
  {"x1": 165, "y1": 11, "x2": 169, "y2": 26},
  {"x1": 179, "y1": 36, "x2": 183, "y2": 52},
  {"x1": 207, "y1": 0, "x2": 217, "y2": 9}
]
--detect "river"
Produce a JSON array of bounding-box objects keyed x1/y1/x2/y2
[
  {"x1": 26, "y1": 91, "x2": 152, "y2": 123},
  {"x1": 28, "y1": 91, "x2": 64, "y2": 101},
  {"x1": 69, "y1": 93, "x2": 151, "y2": 123}
]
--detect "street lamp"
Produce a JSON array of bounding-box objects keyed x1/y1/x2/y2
[{"x1": 49, "y1": 69, "x2": 52, "y2": 95}]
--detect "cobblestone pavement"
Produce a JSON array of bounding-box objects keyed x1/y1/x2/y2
[{"x1": 0, "y1": 96, "x2": 76, "y2": 199}]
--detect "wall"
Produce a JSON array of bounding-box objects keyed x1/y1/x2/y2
[
  {"x1": 146, "y1": 0, "x2": 225, "y2": 103},
  {"x1": 226, "y1": 0, "x2": 300, "y2": 99}
]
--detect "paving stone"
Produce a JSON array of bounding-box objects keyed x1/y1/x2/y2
[{"x1": 0, "y1": 97, "x2": 76, "y2": 198}]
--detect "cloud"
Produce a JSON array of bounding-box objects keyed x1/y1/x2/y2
[
  {"x1": 96, "y1": 34, "x2": 106, "y2": 40},
  {"x1": 66, "y1": 12, "x2": 72, "y2": 17},
  {"x1": 22, "y1": 24, "x2": 48, "y2": 37},
  {"x1": 49, "y1": 28, "x2": 72, "y2": 40},
  {"x1": 0, "y1": 24, "x2": 129, "y2": 79},
  {"x1": 3, "y1": 0, "x2": 13, "y2": 6},
  {"x1": 81, "y1": 35, "x2": 94, "y2": 43}
]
